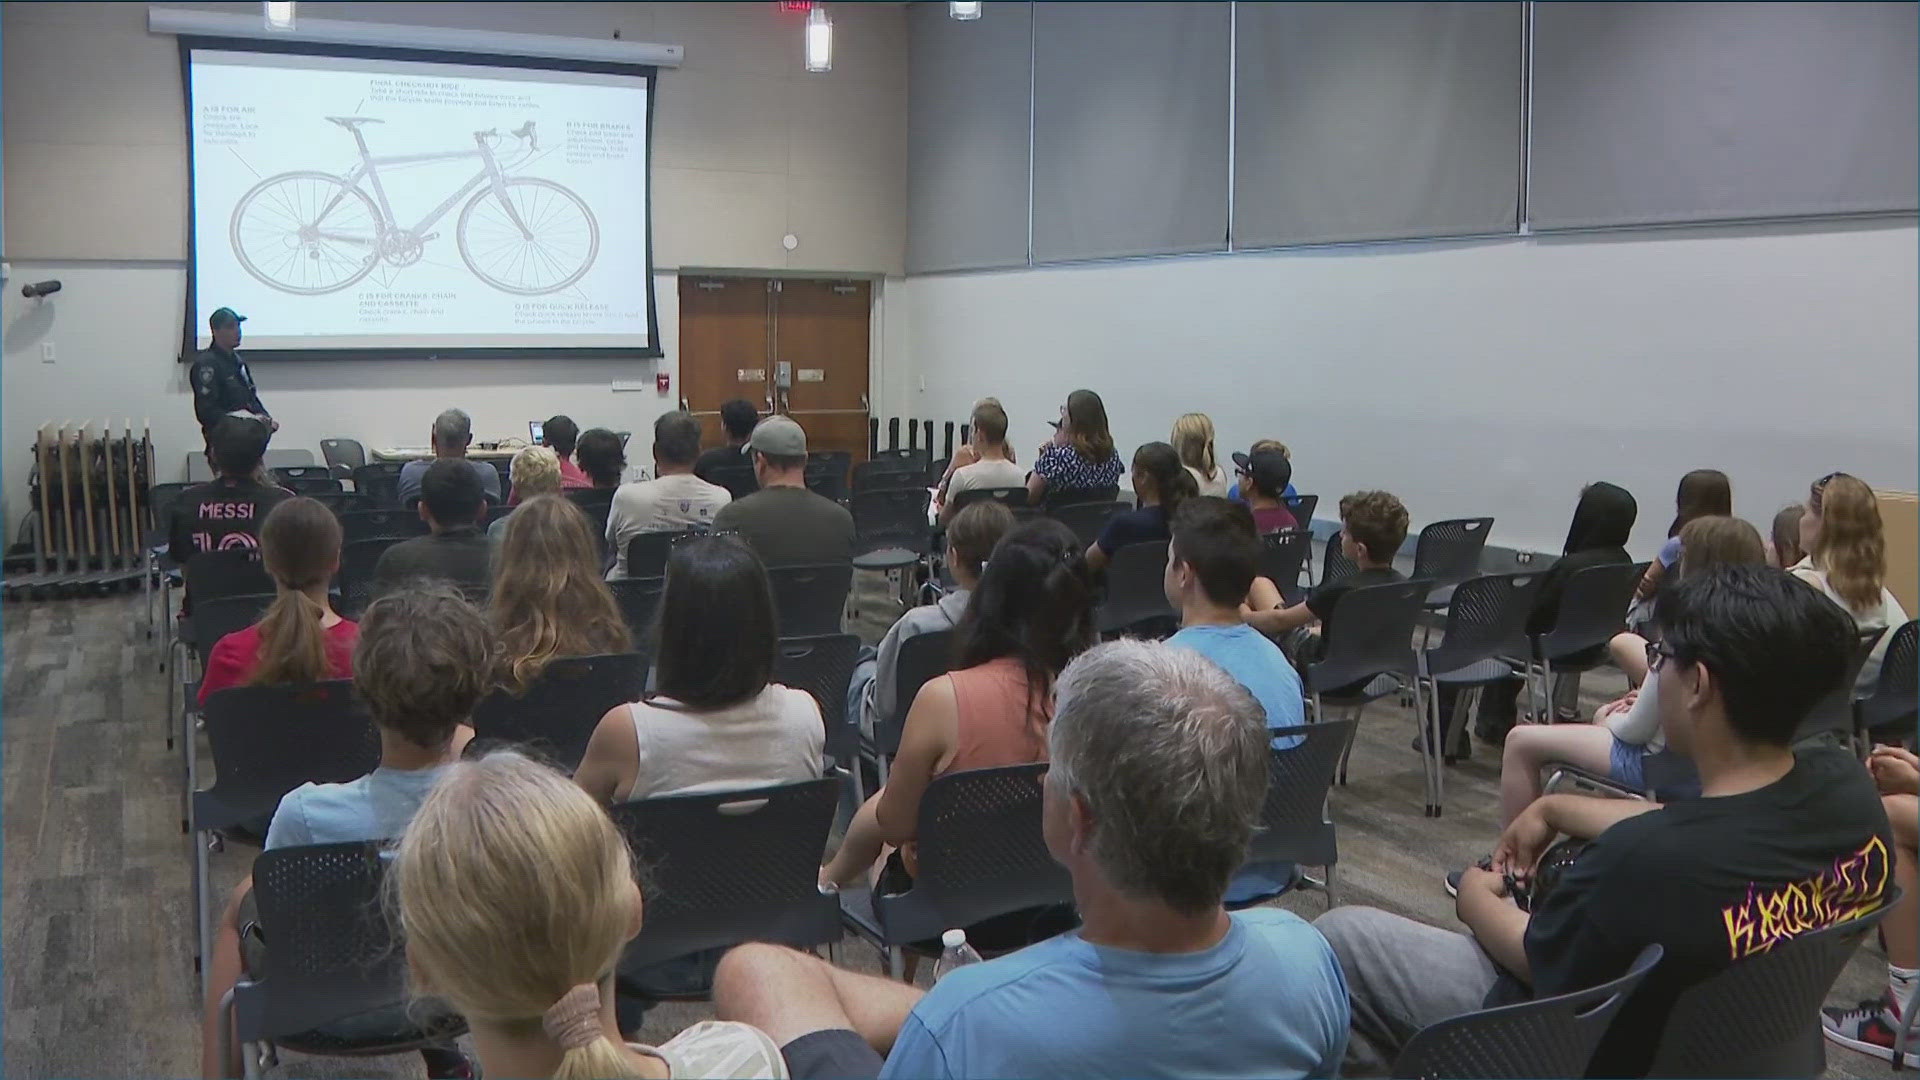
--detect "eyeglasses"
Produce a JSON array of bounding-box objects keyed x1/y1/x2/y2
[{"x1": 1645, "y1": 640, "x2": 1678, "y2": 672}]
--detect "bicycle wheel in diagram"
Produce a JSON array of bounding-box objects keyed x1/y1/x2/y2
[
  {"x1": 457, "y1": 177, "x2": 600, "y2": 295},
  {"x1": 229, "y1": 171, "x2": 382, "y2": 295}
]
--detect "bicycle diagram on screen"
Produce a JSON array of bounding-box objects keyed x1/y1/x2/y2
[{"x1": 228, "y1": 117, "x2": 599, "y2": 296}]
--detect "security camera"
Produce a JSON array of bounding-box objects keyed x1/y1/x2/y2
[{"x1": 21, "y1": 280, "x2": 62, "y2": 299}]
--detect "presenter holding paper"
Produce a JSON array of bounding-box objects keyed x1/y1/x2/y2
[{"x1": 191, "y1": 307, "x2": 277, "y2": 441}]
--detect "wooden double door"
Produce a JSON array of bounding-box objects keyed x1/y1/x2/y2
[{"x1": 677, "y1": 276, "x2": 872, "y2": 464}]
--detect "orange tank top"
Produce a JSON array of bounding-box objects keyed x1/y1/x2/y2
[{"x1": 940, "y1": 656, "x2": 1050, "y2": 776}]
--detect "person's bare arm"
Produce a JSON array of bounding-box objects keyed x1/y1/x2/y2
[
  {"x1": 1244, "y1": 575, "x2": 1284, "y2": 614},
  {"x1": 1633, "y1": 559, "x2": 1666, "y2": 602},
  {"x1": 1084, "y1": 540, "x2": 1110, "y2": 573},
  {"x1": 1247, "y1": 601, "x2": 1316, "y2": 637},
  {"x1": 873, "y1": 677, "x2": 958, "y2": 844},
  {"x1": 1456, "y1": 867, "x2": 1531, "y2": 982},
  {"x1": 1026, "y1": 470, "x2": 1049, "y2": 504},
  {"x1": 572, "y1": 704, "x2": 640, "y2": 805},
  {"x1": 1493, "y1": 793, "x2": 1659, "y2": 879}
]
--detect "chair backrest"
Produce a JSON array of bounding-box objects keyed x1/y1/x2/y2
[
  {"x1": 339, "y1": 508, "x2": 428, "y2": 543},
  {"x1": 191, "y1": 592, "x2": 277, "y2": 655},
  {"x1": 611, "y1": 779, "x2": 843, "y2": 972},
  {"x1": 850, "y1": 488, "x2": 932, "y2": 554},
  {"x1": 279, "y1": 474, "x2": 345, "y2": 496},
  {"x1": 1412, "y1": 517, "x2": 1494, "y2": 587},
  {"x1": 1535, "y1": 561, "x2": 1644, "y2": 662},
  {"x1": 350, "y1": 462, "x2": 406, "y2": 507},
  {"x1": 1646, "y1": 895, "x2": 1898, "y2": 1078},
  {"x1": 273, "y1": 465, "x2": 335, "y2": 484},
  {"x1": 624, "y1": 528, "x2": 705, "y2": 581},
  {"x1": 1290, "y1": 493, "x2": 1320, "y2": 526},
  {"x1": 566, "y1": 486, "x2": 617, "y2": 509},
  {"x1": 804, "y1": 456, "x2": 850, "y2": 502},
  {"x1": 482, "y1": 504, "x2": 514, "y2": 528},
  {"x1": 1247, "y1": 720, "x2": 1355, "y2": 867},
  {"x1": 1097, "y1": 540, "x2": 1177, "y2": 636},
  {"x1": 852, "y1": 457, "x2": 926, "y2": 494},
  {"x1": 707, "y1": 462, "x2": 759, "y2": 500},
  {"x1": 1050, "y1": 500, "x2": 1128, "y2": 548},
  {"x1": 1322, "y1": 529, "x2": 1362, "y2": 585},
  {"x1": 197, "y1": 681, "x2": 380, "y2": 832},
  {"x1": 1426, "y1": 573, "x2": 1543, "y2": 676},
  {"x1": 871, "y1": 447, "x2": 930, "y2": 470},
  {"x1": 310, "y1": 492, "x2": 374, "y2": 517},
  {"x1": 469, "y1": 652, "x2": 649, "y2": 773},
  {"x1": 950, "y1": 485, "x2": 1030, "y2": 513},
  {"x1": 767, "y1": 562, "x2": 853, "y2": 637},
  {"x1": 318, "y1": 437, "x2": 367, "y2": 474},
  {"x1": 608, "y1": 576, "x2": 667, "y2": 646},
  {"x1": 184, "y1": 549, "x2": 276, "y2": 606},
  {"x1": 1393, "y1": 944, "x2": 1664, "y2": 1080},
  {"x1": 240, "y1": 841, "x2": 465, "y2": 1044},
  {"x1": 772, "y1": 633, "x2": 863, "y2": 763},
  {"x1": 1308, "y1": 578, "x2": 1434, "y2": 693},
  {"x1": 336, "y1": 536, "x2": 403, "y2": 620},
  {"x1": 881, "y1": 629, "x2": 955, "y2": 755},
  {"x1": 1859, "y1": 618, "x2": 1918, "y2": 736},
  {"x1": 926, "y1": 457, "x2": 950, "y2": 487},
  {"x1": 1796, "y1": 626, "x2": 1885, "y2": 746},
  {"x1": 877, "y1": 763, "x2": 1073, "y2": 944},
  {"x1": 1259, "y1": 529, "x2": 1312, "y2": 594}
]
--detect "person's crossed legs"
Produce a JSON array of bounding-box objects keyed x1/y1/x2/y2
[
  {"x1": 1313, "y1": 906, "x2": 1503, "y2": 1077},
  {"x1": 713, "y1": 943, "x2": 924, "y2": 1080},
  {"x1": 1498, "y1": 723, "x2": 1617, "y2": 827}
]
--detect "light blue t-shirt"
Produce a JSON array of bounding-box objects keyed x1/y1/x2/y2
[
  {"x1": 264, "y1": 765, "x2": 450, "y2": 850},
  {"x1": 1657, "y1": 534, "x2": 1683, "y2": 569},
  {"x1": 1167, "y1": 622, "x2": 1306, "y2": 748},
  {"x1": 879, "y1": 908, "x2": 1349, "y2": 1080}
]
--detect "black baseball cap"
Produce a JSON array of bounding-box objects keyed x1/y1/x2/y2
[
  {"x1": 1232, "y1": 449, "x2": 1292, "y2": 498},
  {"x1": 209, "y1": 307, "x2": 247, "y2": 329}
]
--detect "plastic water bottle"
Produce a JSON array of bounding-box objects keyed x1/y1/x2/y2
[{"x1": 933, "y1": 928, "x2": 983, "y2": 981}]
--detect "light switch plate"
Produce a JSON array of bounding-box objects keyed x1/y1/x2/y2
[{"x1": 611, "y1": 380, "x2": 649, "y2": 392}]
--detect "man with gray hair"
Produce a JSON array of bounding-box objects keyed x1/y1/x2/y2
[
  {"x1": 397, "y1": 407, "x2": 502, "y2": 507},
  {"x1": 711, "y1": 639, "x2": 1350, "y2": 1080}
]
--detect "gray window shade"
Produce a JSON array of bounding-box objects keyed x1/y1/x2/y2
[
  {"x1": 1529, "y1": 2, "x2": 1920, "y2": 229},
  {"x1": 1232, "y1": 3, "x2": 1522, "y2": 248},
  {"x1": 907, "y1": 2, "x2": 1033, "y2": 273},
  {"x1": 1030, "y1": 2, "x2": 1230, "y2": 263}
]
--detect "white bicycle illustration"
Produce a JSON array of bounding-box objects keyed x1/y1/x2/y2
[{"x1": 229, "y1": 117, "x2": 599, "y2": 296}]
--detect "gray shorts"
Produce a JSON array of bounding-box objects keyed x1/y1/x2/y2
[{"x1": 781, "y1": 1029, "x2": 884, "y2": 1080}]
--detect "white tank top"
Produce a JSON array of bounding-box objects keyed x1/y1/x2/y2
[{"x1": 617, "y1": 684, "x2": 824, "y2": 802}]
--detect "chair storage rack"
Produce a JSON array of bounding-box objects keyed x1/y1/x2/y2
[{"x1": 4, "y1": 421, "x2": 157, "y2": 600}]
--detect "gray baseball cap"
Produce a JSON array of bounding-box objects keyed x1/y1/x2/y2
[{"x1": 747, "y1": 415, "x2": 807, "y2": 457}]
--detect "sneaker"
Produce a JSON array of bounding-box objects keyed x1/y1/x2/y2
[
  {"x1": 1444, "y1": 870, "x2": 1462, "y2": 898},
  {"x1": 1821, "y1": 993, "x2": 1903, "y2": 1063}
]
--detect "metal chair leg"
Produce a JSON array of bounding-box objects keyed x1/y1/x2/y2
[
  {"x1": 886, "y1": 947, "x2": 904, "y2": 981},
  {"x1": 195, "y1": 829, "x2": 213, "y2": 1003},
  {"x1": 1323, "y1": 863, "x2": 1338, "y2": 909}
]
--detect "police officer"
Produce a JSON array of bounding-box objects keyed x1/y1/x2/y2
[{"x1": 190, "y1": 307, "x2": 277, "y2": 443}]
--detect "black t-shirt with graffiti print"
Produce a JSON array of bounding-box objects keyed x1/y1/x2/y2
[{"x1": 166, "y1": 476, "x2": 291, "y2": 568}]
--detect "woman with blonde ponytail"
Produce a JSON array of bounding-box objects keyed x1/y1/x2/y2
[
  {"x1": 197, "y1": 496, "x2": 354, "y2": 704},
  {"x1": 1791, "y1": 472, "x2": 1908, "y2": 692},
  {"x1": 393, "y1": 750, "x2": 788, "y2": 1079}
]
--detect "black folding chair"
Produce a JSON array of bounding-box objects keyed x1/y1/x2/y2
[
  {"x1": 469, "y1": 652, "x2": 648, "y2": 773},
  {"x1": 1260, "y1": 528, "x2": 1313, "y2": 603},
  {"x1": 143, "y1": 481, "x2": 200, "y2": 646},
  {"x1": 1796, "y1": 626, "x2": 1885, "y2": 749},
  {"x1": 1049, "y1": 500, "x2": 1126, "y2": 549},
  {"x1": 271, "y1": 465, "x2": 339, "y2": 493},
  {"x1": 1095, "y1": 540, "x2": 1178, "y2": 638},
  {"x1": 308, "y1": 492, "x2": 374, "y2": 516},
  {"x1": 173, "y1": 551, "x2": 277, "y2": 743},
  {"x1": 1321, "y1": 529, "x2": 1363, "y2": 585},
  {"x1": 192, "y1": 681, "x2": 380, "y2": 999},
  {"x1": 1522, "y1": 561, "x2": 1644, "y2": 722},
  {"x1": 338, "y1": 508, "x2": 428, "y2": 543},
  {"x1": 1412, "y1": 517, "x2": 1494, "y2": 607},
  {"x1": 350, "y1": 462, "x2": 406, "y2": 506},
  {"x1": 482, "y1": 504, "x2": 513, "y2": 529},
  {"x1": 319, "y1": 437, "x2": 367, "y2": 482},
  {"x1": 869, "y1": 629, "x2": 955, "y2": 788},
  {"x1": 1304, "y1": 578, "x2": 1434, "y2": 788},
  {"x1": 1857, "y1": 618, "x2": 1918, "y2": 744},
  {"x1": 805, "y1": 454, "x2": 850, "y2": 502},
  {"x1": 609, "y1": 576, "x2": 667, "y2": 646},
  {"x1": 871, "y1": 447, "x2": 930, "y2": 471},
  {"x1": 1233, "y1": 719, "x2": 1356, "y2": 910},
  {"x1": 768, "y1": 562, "x2": 853, "y2": 638},
  {"x1": 1415, "y1": 573, "x2": 1542, "y2": 816},
  {"x1": 926, "y1": 457, "x2": 950, "y2": 487},
  {"x1": 335, "y1": 537, "x2": 402, "y2": 620},
  {"x1": 228, "y1": 842, "x2": 466, "y2": 1077},
  {"x1": 566, "y1": 487, "x2": 616, "y2": 558},
  {"x1": 1391, "y1": 944, "x2": 1663, "y2": 1079},
  {"x1": 852, "y1": 458, "x2": 926, "y2": 495},
  {"x1": 850, "y1": 489, "x2": 932, "y2": 604},
  {"x1": 1290, "y1": 493, "x2": 1320, "y2": 528},
  {"x1": 706, "y1": 462, "x2": 758, "y2": 500},
  {"x1": 1043, "y1": 484, "x2": 1121, "y2": 512},
  {"x1": 179, "y1": 592, "x2": 277, "y2": 789},
  {"x1": 773, "y1": 633, "x2": 863, "y2": 779},
  {"x1": 949, "y1": 486, "x2": 1029, "y2": 512},
  {"x1": 1646, "y1": 893, "x2": 1899, "y2": 1078},
  {"x1": 839, "y1": 763, "x2": 1074, "y2": 978},
  {"x1": 623, "y1": 527, "x2": 706, "y2": 580}
]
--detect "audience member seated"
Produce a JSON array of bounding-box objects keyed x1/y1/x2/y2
[
  {"x1": 1172, "y1": 412, "x2": 1231, "y2": 497},
  {"x1": 712, "y1": 416, "x2": 854, "y2": 566},
  {"x1": 1823, "y1": 744, "x2": 1920, "y2": 1062},
  {"x1": 397, "y1": 408, "x2": 502, "y2": 507},
  {"x1": 373, "y1": 458, "x2": 493, "y2": 602},
  {"x1": 1769, "y1": 502, "x2": 1807, "y2": 569},
  {"x1": 542, "y1": 414, "x2": 592, "y2": 491},
  {"x1": 1789, "y1": 472, "x2": 1908, "y2": 692},
  {"x1": 198, "y1": 585, "x2": 484, "y2": 1080},
  {"x1": 606, "y1": 411, "x2": 731, "y2": 578},
  {"x1": 693, "y1": 398, "x2": 761, "y2": 489},
  {"x1": 394, "y1": 750, "x2": 786, "y2": 1080},
  {"x1": 716, "y1": 638, "x2": 1351, "y2": 1080},
  {"x1": 168, "y1": 415, "x2": 290, "y2": 578},
  {"x1": 1316, "y1": 564, "x2": 1893, "y2": 1079},
  {"x1": 1165, "y1": 497, "x2": 1305, "y2": 745},
  {"x1": 490, "y1": 445, "x2": 563, "y2": 540},
  {"x1": 1084, "y1": 441, "x2": 1196, "y2": 572},
  {"x1": 574, "y1": 534, "x2": 822, "y2": 803},
  {"x1": 1026, "y1": 388, "x2": 1122, "y2": 506},
  {"x1": 821, "y1": 519, "x2": 1095, "y2": 897},
  {"x1": 1493, "y1": 515, "x2": 1765, "y2": 826},
  {"x1": 575, "y1": 427, "x2": 628, "y2": 490},
  {"x1": 1626, "y1": 468, "x2": 1731, "y2": 630},
  {"x1": 937, "y1": 399, "x2": 1025, "y2": 524},
  {"x1": 1245, "y1": 491, "x2": 1410, "y2": 672},
  {"x1": 198, "y1": 497, "x2": 354, "y2": 705},
  {"x1": 489, "y1": 495, "x2": 633, "y2": 695},
  {"x1": 1231, "y1": 447, "x2": 1298, "y2": 534},
  {"x1": 849, "y1": 501, "x2": 1015, "y2": 738},
  {"x1": 1228, "y1": 438, "x2": 1300, "y2": 508}
]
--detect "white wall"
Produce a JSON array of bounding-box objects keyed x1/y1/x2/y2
[{"x1": 895, "y1": 221, "x2": 1920, "y2": 557}]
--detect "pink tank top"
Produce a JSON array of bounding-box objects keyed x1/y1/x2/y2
[{"x1": 940, "y1": 656, "x2": 1050, "y2": 776}]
